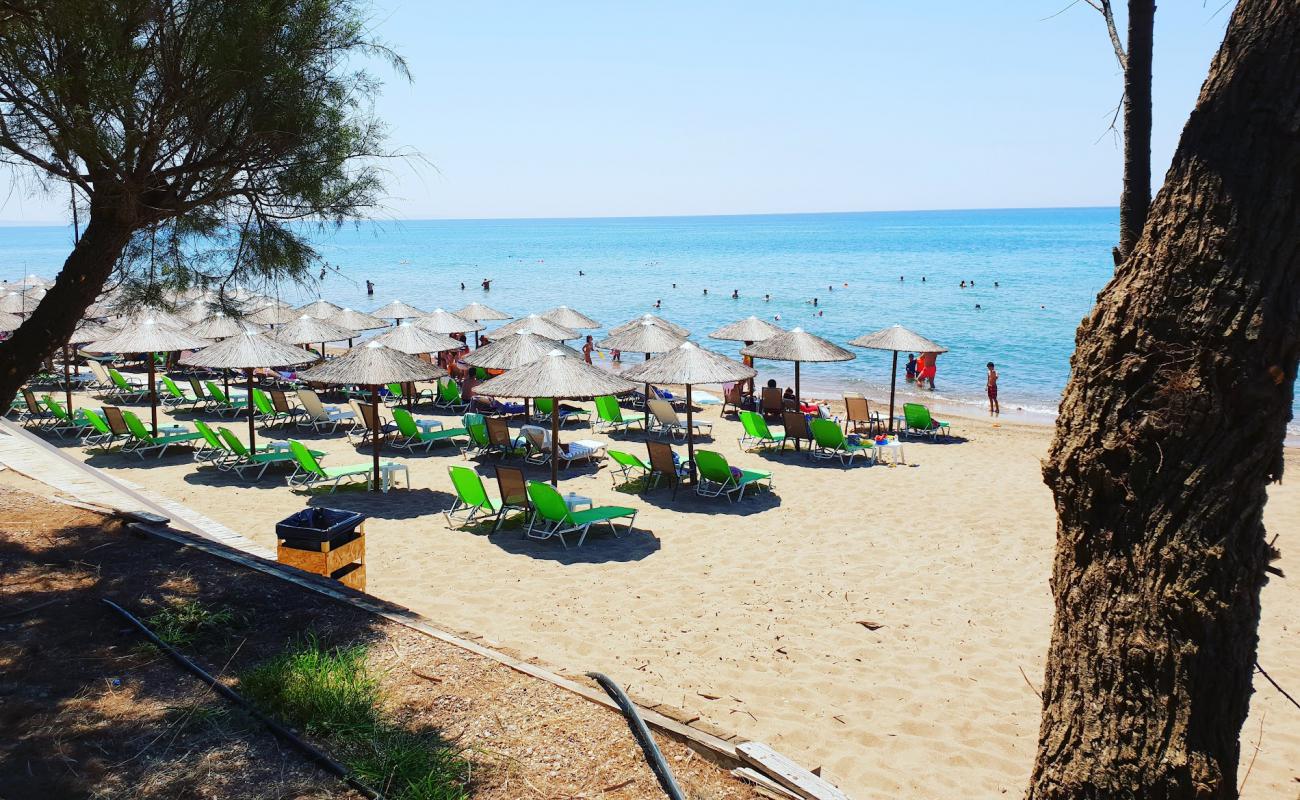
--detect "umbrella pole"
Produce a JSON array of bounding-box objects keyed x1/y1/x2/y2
[
  {"x1": 474, "y1": 330, "x2": 480, "y2": 348},
  {"x1": 551, "y1": 404, "x2": 560, "y2": 487},
  {"x1": 686, "y1": 384, "x2": 695, "y2": 485},
  {"x1": 148, "y1": 358, "x2": 158, "y2": 436},
  {"x1": 372, "y1": 385, "x2": 381, "y2": 493},
  {"x1": 63, "y1": 344, "x2": 73, "y2": 415},
  {"x1": 793, "y1": 361, "x2": 801, "y2": 452},
  {"x1": 888, "y1": 350, "x2": 898, "y2": 433},
  {"x1": 247, "y1": 368, "x2": 257, "y2": 453}
]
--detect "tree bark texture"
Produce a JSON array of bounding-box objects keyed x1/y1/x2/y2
[
  {"x1": 0, "y1": 212, "x2": 135, "y2": 408},
  {"x1": 1117, "y1": 0, "x2": 1155, "y2": 260},
  {"x1": 1030, "y1": 1, "x2": 1300, "y2": 798}
]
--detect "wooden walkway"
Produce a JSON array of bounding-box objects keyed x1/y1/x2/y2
[{"x1": 0, "y1": 420, "x2": 272, "y2": 559}]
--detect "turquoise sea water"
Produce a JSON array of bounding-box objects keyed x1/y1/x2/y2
[{"x1": 4, "y1": 208, "x2": 1297, "y2": 436}]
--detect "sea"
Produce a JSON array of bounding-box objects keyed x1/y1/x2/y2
[{"x1": 5, "y1": 207, "x2": 1298, "y2": 440}]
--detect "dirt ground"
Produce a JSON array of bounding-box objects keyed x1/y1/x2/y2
[{"x1": 0, "y1": 474, "x2": 759, "y2": 800}]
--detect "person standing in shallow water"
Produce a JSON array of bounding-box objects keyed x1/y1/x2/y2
[
  {"x1": 986, "y1": 362, "x2": 1000, "y2": 415},
  {"x1": 481, "y1": 278, "x2": 492, "y2": 291},
  {"x1": 366, "y1": 279, "x2": 374, "y2": 295},
  {"x1": 905, "y1": 353, "x2": 918, "y2": 383},
  {"x1": 582, "y1": 335, "x2": 594, "y2": 365}
]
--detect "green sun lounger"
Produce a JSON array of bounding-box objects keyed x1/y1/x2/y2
[
  {"x1": 205, "y1": 381, "x2": 249, "y2": 418},
  {"x1": 82, "y1": 409, "x2": 125, "y2": 450},
  {"x1": 902, "y1": 403, "x2": 951, "y2": 439},
  {"x1": 391, "y1": 407, "x2": 469, "y2": 452},
  {"x1": 738, "y1": 410, "x2": 786, "y2": 451},
  {"x1": 445, "y1": 465, "x2": 510, "y2": 529},
  {"x1": 121, "y1": 410, "x2": 204, "y2": 459},
  {"x1": 810, "y1": 417, "x2": 874, "y2": 465},
  {"x1": 694, "y1": 449, "x2": 772, "y2": 502},
  {"x1": 607, "y1": 449, "x2": 651, "y2": 487},
  {"x1": 593, "y1": 395, "x2": 644, "y2": 434},
  {"x1": 434, "y1": 379, "x2": 470, "y2": 412},
  {"x1": 160, "y1": 375, "x2": 200, "y2": 409},
  {"x1": 285, "y1": 439, "x2": 393, "y2": 492},
  {"x1": 534, "y1": 397, "x2": 590, "y2": 427},
  {"x1": 525, "y1": 480, "x2": 637, "y2": 548},
  {"x1": 191, "y1": 419, "x2": 233, "y2": 466},
  {"x1": 41, "y1": 395, "x2": 93, "y2": 439},
  {"x1": 107, "y1": 368, "x2": 149, "y2": 402},
  {"x1": 217, "y1": 428, "x2": 322, "y2": 480}
]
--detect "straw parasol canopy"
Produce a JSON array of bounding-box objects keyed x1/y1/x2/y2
[
  {"x1": 333, "y1": 307, "x2": 389, "y2": 333},
  {"x1": 608, "y1": 314, "x2": 690, "y2": 338},
  {"x1": 848, "y1": 324, "x2": 949, "y2": 431},
  {"x1": 455, "y1": 302, "x2": 512, "y2": 322},
  {"x1": 597, "y1": 321, "x2": 686, "y2": 354},
  {"x1": 414, "y1": 307, "x2": 483, "y2": 334},
  {"x1": 106, "y1": 307, "x2": 190, "y2": 331},
  {"x1": 182, "y1": 332, "x2": 317, "y2": 454},
  {"x1": 372, "y1": 321, "x2": 463, "y2": 355},
  {"x1": 0, "y1": 290, "x2": 39, "y2": 314},
  {"x1": 246, "y1": 304, "x2": 300, "y2": 326},
  {"x1": 86, "y1": 316, "x2": 211, "y2": 435},
  {"x1": 298, "y1": 341, "x2": 447, "y2": 491},
  {"x1": 475, "y1": 350, "x2": 636, "y2": 485},
  {"x1": 742, "y1": 328, "x2": 854, "y2": 439},
  {"x1": 493, "y1": 314, "x2": 579, "y2": 341},
  {"x1": 709, "y1": 316, "x2": 785, "y2": 343},
  {"x1": 271, "y1": 315, "x2": 355, "y2": 347},
  {"x1": 371, "y1": 299, "x2": 427, "y2": 321},
  {"x1": 16, "y1": 273, "x2": 50, "y2": 288},
  {"x1": 462, "y1": 331, "x2": 581, "y2": 370},
  {"x1": 623, "y1": 342, "x2": 755, "y2": 481},
  {"x1": 0, "y1": 310, "x2": 22, "y2": 331},
  {"x1": 296, "y1": 299, "x2": 345, "y2": 319},
  {"x1": 69, "y1": 320, "x2": 117, "y2": 344},
  {"x1": 83, "y1": 300, "x2": 116, "y2": 319},
  {"x1": 540, "y1": 305, "x2": 601, "y2": 329},
  {"x1": 190, "y1": 315, "x2": 265, "y2": 340}
]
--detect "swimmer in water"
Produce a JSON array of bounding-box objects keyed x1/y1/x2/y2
[
  {"x1": 774, "y1": 314, "x2": 781, "y2": 321},
  {"x1": 975, "y1": 304, "x2": 982, "y2": 310},
  {"x1": 579, "y1": 270, "x2": 584, "y2": 276},
  {"x1": 922, "y1": 276, "x2": 926, "y2": 282},
  {"x1": 994, "y1": 281, "x2": 999, "y2": 288},
  {"x1": 366, "y1": 279, "x2": 374, "y2": 295},
  {"x1": 703, "y1": 288, "x2": 708, "y2": 296},
  {"x1": 812, "y1": 297, "x2": 818, "y2": 307},
  {"x1": 764, "y1": 294, "x2": 770, "y2": 302},
  {"x1": 960, "y1": 280, "x2": 966, "y2": 288},
  {"x1": 899, "y1": 275, "x2": 904, "y2": 281},
  {"x1": 481, "y1": 278, "x2": 492, "y2": 291},
  {"x1": 460, "y1": 282, "x2": 465, "y2": 290},
  {"x1": 732, "y1": 289, "x2": 739, "y2": 299},
  {"x1": 654, "y1": 299, "x2": 661, "y2": 309}
]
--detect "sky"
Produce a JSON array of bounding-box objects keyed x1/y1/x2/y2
[{"x1": 0, "y1": 1, "x2": 1236, "y2": 222}]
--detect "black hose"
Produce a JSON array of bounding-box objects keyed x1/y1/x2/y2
[
  {"x1": 586, "y1": 671, "x2": 686, "y2": 800},
  {"x1": 101, "y1": 598, "x2": 385, "y2": 800}
]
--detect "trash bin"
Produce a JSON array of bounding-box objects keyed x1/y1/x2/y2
[{"x1": 275, "y1": 507, "x2": 367, "y2": 591}]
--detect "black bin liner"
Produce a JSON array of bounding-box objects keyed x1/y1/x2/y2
[{"x1": 276, "y1": 508, "x2": 366, "y2": 543}]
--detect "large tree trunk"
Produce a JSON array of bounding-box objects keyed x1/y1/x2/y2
[
  {"x1": 1029, "y1": 1, "x2": 1300, "y2": 797},
  {"x1": 0, "y1": 212, "x2": 135, "y2": 408},
  {"x1": 1116, "y1": 0, "x2": 1155, "y2": 261}
]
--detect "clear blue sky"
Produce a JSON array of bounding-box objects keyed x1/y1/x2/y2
[{"x1": 0, "y1": 1, "x2": 1235, "y2": 222}]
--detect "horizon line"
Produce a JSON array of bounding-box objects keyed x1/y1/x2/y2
[{"x1": 0, "y1": 203, "x2": 1118, "y2": 228}]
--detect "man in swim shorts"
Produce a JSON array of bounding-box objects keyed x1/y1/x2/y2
[{"x1": 986, "y1": 362, "x2": 999, "y2": 415}]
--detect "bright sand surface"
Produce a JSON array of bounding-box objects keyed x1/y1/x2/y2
[{"x1": 45, "y1": 380, "x2": 1299, "y2": 798}]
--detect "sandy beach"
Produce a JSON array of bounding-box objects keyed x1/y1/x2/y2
[{"x1": 29, "y1": 380, "x2": 1300, "y2": 798}]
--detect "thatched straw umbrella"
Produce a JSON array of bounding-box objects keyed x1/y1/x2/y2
[
  {"x1": 415, "y1": 307, "x2": 484, "y2": 349},
  {"x1": 623, "y1": 342, "x2": 755, "y2": 483},
  {"x1": 329, "y1": 307, "x2": 389, "y2": 347},
  {"x1": 246, "y1": 304, "x2": 299, "y2": 327},
  {"x1": 455, "y1": 302, "x2": 511, "y2": 323},
  {"x1": 86, "y1": 317, "x2": 210, "y2": 435},
  {"x1": 455, "y1": 302, "x2": 511, "y2": 347},
  {"x1": 492, "y1": 314, "x2": 579, "y2": 341},
  {"x1": 298, "y1": 342, "x2": 446, "y2": 491},
  {"x1": 371, "y1": 322, "x2": 463, "y2": 408},
  {"x1": 0, "y1": 311, "x2": 22, "y2": 331},
  {"x1": 848, "y1": 324, "x2": 949, "y2": 431},
  {"x1": 708, "y1": 316, "x2": 785, "y2": 344},
  {"x1": 371, "y1": 300, "x2": 427, "y2": 324},
  {"x1": 598, "y1": 321, "x2": 688, "y2": 435},
  {"x1": 608, "y1": 313, "x2": 690, "y2": 338},
  {"x1": 16, "y1": 273, "x2": 50, "y2": 288},
  {"x1": 462, "y1": 331, "x2": 581, "y2": 370},
  {"x1": 475, "y1": 350, "x2": 636, "y2": 486},
  {"x1": 271, "y1": 314, "x2": 355, "y2": 360},
  {"x1": 182, "y1": 332, "x2": 315, "y2": 454},
  {"x1": 540, "y1": 306, "x2": 601, "y2": 330},
  {"x1": 742, "y1": 329, "x2": 854, "y2": 449},
  {"x1": 296, "y1": 299, "x2": 345, "y2": 319},
  {"x1": 190, "y1": 315, "x2": 265, "y2": 340}
]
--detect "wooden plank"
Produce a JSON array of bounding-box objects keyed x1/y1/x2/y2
[
  {"x1": 737, "y1": 742, "x2": 850, "y2": 800},
  {"x1": 733, "y1": 767, "x2": 802, "y2": 799}
]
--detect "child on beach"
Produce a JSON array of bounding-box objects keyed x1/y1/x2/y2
[
  {"x1": 986, "y1": 362, "x2": 1000, "y2": 415},
  {"x1": 905, "y1": 354, "x2": 917, "y2": 382}
]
